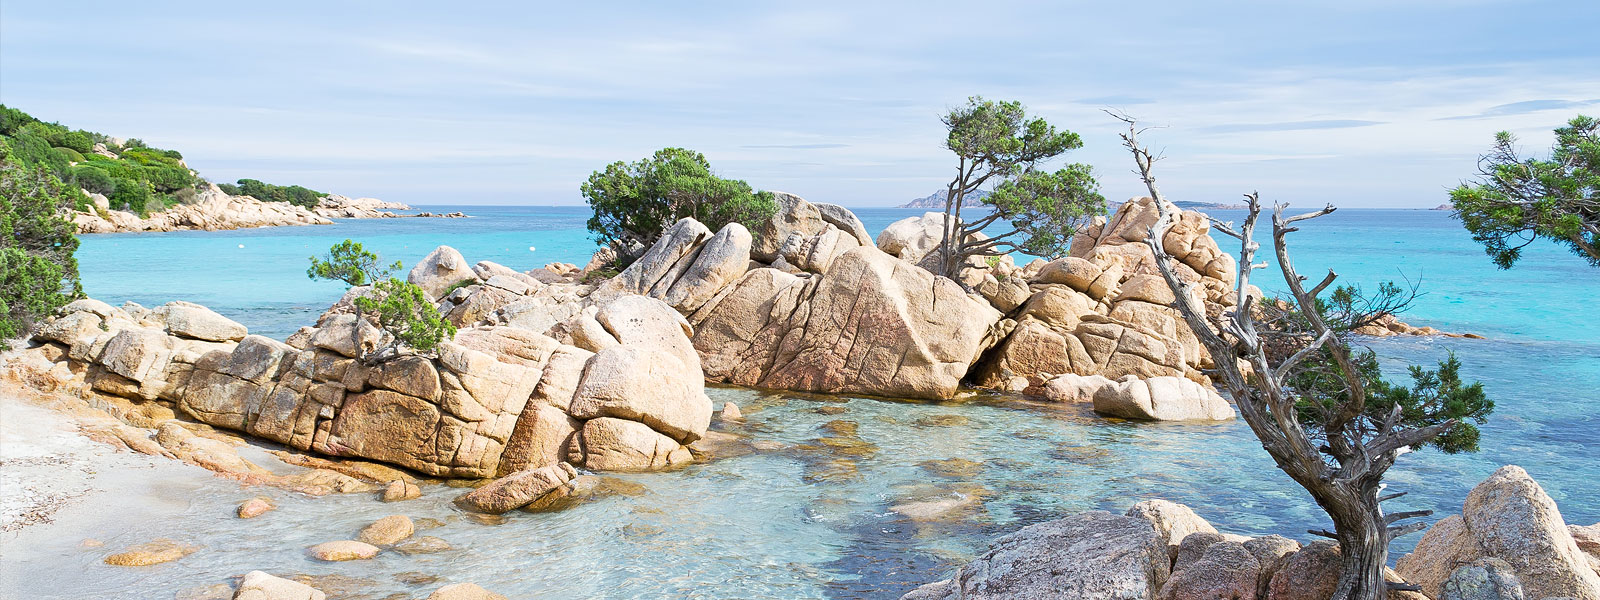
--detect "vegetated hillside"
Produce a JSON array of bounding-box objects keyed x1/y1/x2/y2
[{"x1": 0, "y1": 105, "x2": 322, "y2": 216}]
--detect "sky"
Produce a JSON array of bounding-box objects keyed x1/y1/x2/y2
[{"x1": 2, "y1": 1, "x2": 1597, "y2": 208}]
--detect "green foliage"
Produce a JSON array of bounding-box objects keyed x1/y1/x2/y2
[
  {"x1": 1267, "y1": 283, "x2": 1493, "y2": 460},
  {"x1": 0, "y1": 141, "x2": 82, "y2": 348},
  {"x1": 217, "y1": 182, "x2": 241, "y2": 195},
  {"x1": 307, "y1": 239, "x2": 399, "y2": 287},
  {"x1": 109, "y1": 177, "x2": 152, "y2": 214},
  {"x1": 228, "y1": 178, "x2": 323, "y2": 208},
  {"x1": 57, "y1": 130, "x2": 93, "y2": 154},
  {"x1": 1451, "y1": 115, "x2": 1599, "y2": 268},
  {"x1": 54, "y1": 147, "x2": 86, "y2": 163},
  {"x1": 986, "y1": 163, "x2": 1107, "y2": 259},
  {"x1": 937, "y1": 97, "x2": 1106, "y2": 270},
  {"x1": 354, "y1": 278, "x2": 457, "y2": 356},
  {"x1": 582, "y1": 147, "x2": 778, "y2": 251}
]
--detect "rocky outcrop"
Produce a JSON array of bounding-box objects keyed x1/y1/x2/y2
[
  {"x1": 72, "y1": 185, "x2": 445, "y2": 234},
  {"x1": 752, "y1": 191, "x2": 829, "y2": 263},
  {"x1": 876, "y1": 211, "x2": 951, "y2": 266},
  {"x1": 972, "y1": 198, "x2": 1237, "y2": 393},
  {"x1": 409, "y1": 246, "x2": 479, "y2": 301},
  {"x1": 25, "y1": 284, "x2": 712, "y2": 481},
  {"x1": 310, "y1": 195, "x2": 411, "y2": 219},
  {"x1": 1398, "y1": 465, "x2": 1600, "y2": 600}
]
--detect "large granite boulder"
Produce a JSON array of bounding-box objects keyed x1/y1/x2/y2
[
  {"x1": 694, "y1": 247, "x2": 1003, "y2": 399},
  {"x1": 1125, "y1": 499, "x2": 1220, "y2": 561},
  {"x1": 152, "y1": 301, "x2": 247, "y2": 342},
  {"x1": 900, "y1": 510, "x2": 1169, "y2": 599},
  {"x1": 568, "y1": 346, "x2": 711, "y2": 443},
  {"x1": 813, "y1": 202, "x2": 874, "y2": 246},
  {"x1": 1398, "y1": 465, "x2": 1600, "y2": 600},
  {"x1": 408, "y1": 245, "x2": 478, "y2": 301},
  {"x1": 877, "y1": 211, "x2": 951, "y2": 266},
  {"x1": 570, "y1": 417, "x2": 693, "y2": 472}
]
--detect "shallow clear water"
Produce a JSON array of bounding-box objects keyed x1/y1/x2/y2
[{"x1": 34, "y1": 206, "x2": 1600, "y2": 598}]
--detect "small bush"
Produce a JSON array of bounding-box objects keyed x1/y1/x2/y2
[
  {"x1": 54, "y1": 147, "x2": 86, "y2": 163},
  {"x1": 109, "y1": 177, "x2": 152, "y2": 214}
]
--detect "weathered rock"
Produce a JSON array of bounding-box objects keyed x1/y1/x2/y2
[
  {"x1": 813, "y1": 202, "x2": 874, "y2": 246},
  {"x1": 1400, "y1": 466, "x2": 1600, "y2": 600},
  {"x1": 753, "y1": 191, "x2": 828, "y2": 263},
  {"x1": 1161, "y1": 540, "x2": 1260, "y2": 600},
  {"x1": 1266, "y1": 540, "x2": 1341, "y2": 600},
  {"x1": 877, "y1": 211, "x2": 950, "y2": 266},
  {"x1": 235, "y1": 570, "x2": 327, "y2": 600},
  {"x1": 720, "y1": 402, "x2": 743, "y2": 422},
  {"x1": 103, "y1": 538, "x2": 198, "y2": 566},
  {"x1": 779, "y1": 225, "x2": 861, "y2": 274},
  {"x1": 408, "y1": 245, "x2": 478, "y2": 301},
  {"x1": 455, "y1": 462, "x2": 578, "y2": 514},
  {"x1": 498, "y1": 403, "x2": 579, "y2": 475},
  {"x1": 569, "y1": 346, "x2": 711, "y2": 443},
  {"x1": 572, "y1": 417, "x2": 692, "y2": 472},
  {"x1": 1033, "y1": 257, "x2": 1103, "y2": 291},
  {"x1": 1042, "y1": 373, "x2": 1116, "y2": 403},
  {"x1": 307, "y1": 314, "x2": 382, "y2": 359},
  {"x1": 155, "y1": 301, "x2": 248, "y2": 342},
  {"x1": 695, "y1": 247, "x2": 1002, "y2": 400},
  {"x1": 529, "y1": 345, "x2": 592, "y2": 411},
  {"x1": 356, "y1": 515, "x2": 414, "y2": 546},
  {"x1": 1125, "y1": 499, "x2": 1219, "y2": 561},
  {"x1": 900, "y1": 511, "x2": 1168, "y2": 600},
  {"x1": 237, "y1": 497, "x2": 275, "y2": 519},
  {"x1": 658, "y1": 223, "x2": 752, "y2": 312},
  {"x1": 592, "y1": 294, "x2": 700, "y2": 371},
  {"x1": 1244, "y1": 535, "x2": 1302, "y2": 598},
  {"x1": 393, "y1": 536, "x2": 452, "y2": 555},
  {"x1": 426, "y1": 583, "x2": 507, "y2": 600},
  {"x1": 595, "y1": 218, "x2": 713, "y2": 301},
  {"x1": 1440, "y1": 558, "x2": 1527, "y2": 600},
  {"x1": 1093, "y1": 376, "x2": 1234, "y2": 421},
  {"x1": 306, "y1": 540, "x2": 379, "y2": 561}
]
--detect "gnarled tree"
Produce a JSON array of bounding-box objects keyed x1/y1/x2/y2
[
  {"x1": 1115, "y1": 115, "x2": 1493, "y2": 600},
  {"x1": 1451, "y1": 114, "x2": 1598, "y2": 269},
  {"x1": 934, "y1": 97, "x2": 1105, "y2": 279}
]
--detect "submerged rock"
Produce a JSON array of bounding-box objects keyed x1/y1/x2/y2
[
  {"x1": 454, "y1": 462, "x2": 578, "y2": 514},
  {"x1": 236, "y1": 497, "x2": 275, "y2": 519},
  {"x1": 103, "y1": 538, "x2": 199, "y2": 566},
  {"x1": 306, "y1": 540, "x2": 379, "y2": 561},
  {"x1": 426, "y1": 583, "x2": 508, "y2": 600}
]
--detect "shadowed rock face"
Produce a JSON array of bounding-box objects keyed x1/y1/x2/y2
[{"x1": 692, "y1": 246, "x2": 1002, "y2": 400}]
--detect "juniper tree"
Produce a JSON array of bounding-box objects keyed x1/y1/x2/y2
[
  {"x1": 934, "y1": 97, "x2": 1106, "y2": 279},
  {"x1": 1451, "y1": 115, "x2": 1598, "y2": 269},
  {"x1": 582, "y1": 147, "x2": 777, "y2": 259},
  {"x1": 1, "y1": 141, "x2": 82, "y2": 348},
  {"x1": 307, "y1": 240, "x2": 453, "y2": 363},
  {"x1": 1114, "y1": 115, "x2": 1493, "y2": 600}
]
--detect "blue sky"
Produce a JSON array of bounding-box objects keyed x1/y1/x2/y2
[{"x1": 3, "y1": 1, "x2": 1596, "y2": 207}]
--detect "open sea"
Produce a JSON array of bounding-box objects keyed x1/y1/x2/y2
[{"x1": 26, "y1": 205, "x2": 1598, "y2": 598}]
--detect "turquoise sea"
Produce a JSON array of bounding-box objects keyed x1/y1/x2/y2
[{"x1": 51, "y1": 206, "x2": 1600, "y2": 598}]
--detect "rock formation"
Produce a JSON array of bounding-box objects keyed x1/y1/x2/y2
[
  {"x1": 71, "y1": 184, "x2": 455, "y2": 234},
  {"x1": 1398, "y1": 465, "x2": 1600, "y2": 600}
]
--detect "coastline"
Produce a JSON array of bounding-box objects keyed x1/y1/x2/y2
[{"x1": 72, "y1": 186, "x2": 467, "y2": 235}]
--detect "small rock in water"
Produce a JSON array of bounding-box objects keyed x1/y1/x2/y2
[
  {"x1": 79, "y1": 538, "x2": 104, "y2": 548},
  {"x1": 103, "y1": 538, "x2": 199, "y2": 566},
  {"x1": 463, "y1": 513, "x2": 507, "y2": 526},
  {"x1": 306, "y1": 540, "x2": 379, "y2": 561},
  {"x1": 357, "y1": 515, "x2": 415, "y2": 546},
  {"x1": 393, "y1": 536, "x2": 452, "y2": 555},
  {"x1": 426, "y1": 582, "x2": 508, "y2": 600},
  {"x1": 750, "y1": 440, "x2": 785, "y2": 452},
  {"x1": 413, "y1": 517, "x2": 446, "y2": 530},
  {"x1": 720, "y1": 401, "x2": 743, "y2": 422},
  {"x1": 237, "y1": 497, "x2": 275, "y2": 519},
  {"x1": 914, "y1": 414, "x2": 970, "y2": 427},
  {"x1": 919, "y1": 458, "x2": 984, "y2": 478},
  {"x1": 622, "y1": 523, "x2": 665, "y2": 538},
  {"x1": 381, "y1": 479, "x2": 422, "y2": 502},
  {"x1": 235, "y1": 571, "x2": 326, "y2": 600},
  {"x1": 815, "y1": 405, "x2": 847, "y2": 415}
]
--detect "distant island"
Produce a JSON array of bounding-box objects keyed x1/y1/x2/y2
[
  {"x1": 1433, "y1": 202, "x2": 1454, "y2": 210},
  {"x1": 899, "y1": 189, "x2": 991, "y2": 208},
  {"x1": 899, "y1": 188, "x2": 1244, "y2": 211}
]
